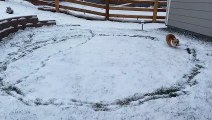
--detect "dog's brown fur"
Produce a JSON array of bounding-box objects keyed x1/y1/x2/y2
[{"x1": 166, "y1": 34, "x2": 179, "y2": 47}]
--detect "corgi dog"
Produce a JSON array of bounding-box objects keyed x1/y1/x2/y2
[{"x1": 166, "y1": 34, "x2": 180, "y2": 47}]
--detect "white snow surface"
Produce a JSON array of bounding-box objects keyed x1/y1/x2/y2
[{"x1": 0, "y1": 1, "x2": 212, "y2": 120}]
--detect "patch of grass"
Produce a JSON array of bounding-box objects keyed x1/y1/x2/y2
[
  {"x1": 92, "y1": 103, "x2": 109, "y2": 111},
  {"x1": 115, "y1": 99, "x2": 131, "y2": 106},
  {"x1": 152, "y1": 86, "x2": 181, "y2": 96},
  {"x1": 169, "y1": 92, "x2": 179, "y2": 97},
  {"x1": 2, "y1": 85, "x2": 24, "y2": 96},
  {"x1": 18, "y1": 97, "x2": 30, "y2": 106},
  {"x1": 34, "y1": 98, "x2": 42, "y2": 106},
  {"x1": 0, "y1": 63, "x2": 7, "y2": 72},
  {"x1": 185, "y1": 48, "x2": 192, "y2": 54},
  {"x1": 185, "y1": 48, "x2": 200, "y2": 61},
  {"x1": 187, "y1": 64, "x2": 204, "y2": 82}
]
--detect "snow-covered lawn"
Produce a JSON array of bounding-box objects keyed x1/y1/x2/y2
[{"x1": 0, "y1": 1, "x2": 212, "y2": 120}]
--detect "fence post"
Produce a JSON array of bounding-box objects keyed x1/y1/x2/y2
[
  {"x1": 55, "y1": 0, "x2": 59, "y2": 12},
  {"x1": 105, "y1": 0, "x2": 109, "y2": 20},
  {"x1": 153, "y1": 0, "x2": 159, "y2": 22}
]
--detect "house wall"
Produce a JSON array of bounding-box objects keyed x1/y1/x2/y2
[{"x1": 166, "y1": 0, "x2": 212, "y2": 37}]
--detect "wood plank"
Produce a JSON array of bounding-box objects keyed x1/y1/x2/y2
[
  {"x1": 110, "y1": 6, "x2": 153, "y2": 11},
  {"x1": 0, "y1": 15, "x2": 37, "y2": 22},
  {"x1": 109, "y1": 14, "x2": 153, "y2": 19},
  {"x1": 55, "y1": 0, "x2": 60, "y2": 12},
  {"x1": 60, "y1": 5, "x2": 106, "y2": 16},
  {"x1": 153, "y1": 0, "x2": 159, "y2": 22},
  {"x1": 114, "y1": 0, "x2": 155, "y2": 4},
  {"x1": 158, "y1": 8, "x2": 166, "y2": 12},
  {"x1": 0, "y1": 15, "x2": 56, "y2": 40},
  {"x1": 18, "y1": 18, "x2": 39, "y2": 27},
  {"x1": 0, "y1": 26, "x2": 21, "y2": 40},
  {"x1": 110, "y1": 6, "x2": 166, "y2": 12},
  {"x1": 64, "y1": 0, "x2": 105, "y2": 9},
  {"x1": 26, "y1": 0, "x2": 54, "y2": 6},
  {"x1": 158, "y1": 1, "x2": 167, "y2": 5},
  {"x1": 0, "y1": 20, "x2": 18, "y2": 31},
  {"x1": 156, "y1": 16, "x2": 165, "y2": 19},
  {"x1": 105, "y1": 0, "x2": 110, "y2": 20},
  {"x1": 38, "y1": 20, "x2": 56, "y2": 25}
]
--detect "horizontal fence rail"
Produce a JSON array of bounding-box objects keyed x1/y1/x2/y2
[
  {"x1": 59, "y1": 5, "x2": 106, "y2": 16},
  {"x1": 64, "y1": 0, "x2": 105, "y2": 9}
]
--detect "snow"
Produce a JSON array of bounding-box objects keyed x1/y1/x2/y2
[{"x1": 0, "y1": 0, "x2": 212, "y2": 120}]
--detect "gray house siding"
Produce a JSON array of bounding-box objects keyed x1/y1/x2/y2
[{"x1": 166, "y1": 0, "x2": 212, "y2": 37}]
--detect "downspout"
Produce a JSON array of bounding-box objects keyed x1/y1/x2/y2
[{"x1": 165, "y1": 0, "x2": 171, "y2": 25}]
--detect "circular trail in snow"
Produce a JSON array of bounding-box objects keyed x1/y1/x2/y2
[{"x1": 0, "y1": 25, "x2": 194, "y2": 104}]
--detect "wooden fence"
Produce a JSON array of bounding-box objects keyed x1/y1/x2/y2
[
  {"x1": 61, "y1": 0, "x2": 166, "y2": 22},
  {"x1": 28, "y1": 0, "x2": 167, "y2": 22},
  {"x1": 0, "y1": 15, "x2": 56, "y2": 40}
]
